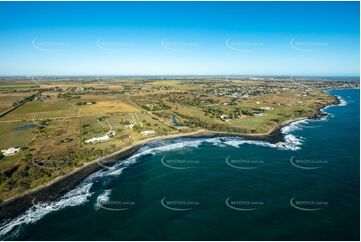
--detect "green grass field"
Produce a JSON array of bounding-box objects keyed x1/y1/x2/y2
[
  {"x1": 1, "y1": 99, "x2": 78, "y2": 121},
  {"x1": 0, "y1": 78, "x2": 340, "y2": 200}
]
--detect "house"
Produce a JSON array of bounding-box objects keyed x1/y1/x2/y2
[
  {"x1": 106, "y1": 131, "x2": 116, "y2": 137},
  {"x1": 219, "y1": 114, "x2": 230, "y2": 121},
  {"x1": 260, "y1": 107, "x2": 273, "y2": 111},
  {"x1": 141, "y1": 130, "x2": 156, "y2": 136},
  {"x1": 126, "y1": 124, "x2": 135, "y2": 129},
  {"x1": 1, "y1": 147, "x2": 21, "y2": 156},
  {"x1": 85, "y1": 131, "x2": 115, "y2": 144},
  {"x1": 252, "y1": 112, "x2": 264, "y2": 117},
  {"x1": 76, "y1": 87, "x2": 85, "y2": 92},
  {"x1": 84, "y1": 136, "x2": 109, "y2": 143}
]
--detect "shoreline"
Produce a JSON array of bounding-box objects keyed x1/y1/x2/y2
[{"x1": 0, "y1": 94, "x2": 340, "y2": 221}]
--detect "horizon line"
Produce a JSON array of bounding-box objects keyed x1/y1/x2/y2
[{"x1": 0, "y1": 74, "x2": 359, "y2": 78}]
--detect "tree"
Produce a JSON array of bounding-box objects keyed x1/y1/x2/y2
[{"x1": 132, "y1": 125, "x2": 141, "y2": 132}]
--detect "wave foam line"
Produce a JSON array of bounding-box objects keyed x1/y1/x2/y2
[
  {"x1": 321, "y1": 94, "x2": 348, "y2": 116},
  {"x1": 336, "y1": 95, "x2": 347, "y2": 106},
  {"x1": 0, "y1": 116, "x2": 322, "y2": 238},
  {"x1": 0, "y1": 183, "x2": 93, "y2": 239},
  {"x1": 0, "y1": 138, "x2": 206, "y2": 238},
  {"x1": 94, "y1": 189, "x2": 111, "y2": 211}
]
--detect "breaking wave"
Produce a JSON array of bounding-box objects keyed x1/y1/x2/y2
[
  {"x1": 209, "y1": 118, "x2": 311, "y2": 151},
  {"x1": 336, "y1": 95, "x2": 347, "y2": 106},
  {"x1": 0, "y1": 139, "x2": 206, "y2": 238},
  {"x1": 280, "y1": 119, "x2": 309, "y2": 133},
  {"x1": 1, "y1": 106, "x2": 341, "y2": 238},
  {"x1": 0, "y1": 183, "x2": 93, "y2": 239},
  {"x1": 94, "y1": 189, "x2": 111, "y2": 211},
  {"x1": 319, "y1": 94, "x2": 347, "y2": 119}
]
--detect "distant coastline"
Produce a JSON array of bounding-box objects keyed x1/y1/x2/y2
[{"x1": 0, "y1": 92, "x2": 341, "y2": 221}]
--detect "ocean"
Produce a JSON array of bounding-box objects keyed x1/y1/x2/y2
[{"x1": 0, "y1": 88, "x2": 359, "y2": 240}]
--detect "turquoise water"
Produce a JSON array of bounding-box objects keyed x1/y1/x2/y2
[
  {"x1": 1, "y1": 89, "x2": 359, "y2": 240},
  {"x1": 172, "y1": 115, "x2": 184, "y2": 127}
]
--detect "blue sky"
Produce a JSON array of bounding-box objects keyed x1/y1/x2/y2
[{"x1": 0, "y1": 1, "x2": 359, "y2": 76}]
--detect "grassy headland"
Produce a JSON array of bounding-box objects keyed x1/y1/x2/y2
[{"x1": 0, "y1": 77, "x2": 358, "y2": 204}]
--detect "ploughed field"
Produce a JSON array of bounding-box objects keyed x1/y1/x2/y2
[{"x1": 0, "y1": 78, "x2": 350, "y2": 201}]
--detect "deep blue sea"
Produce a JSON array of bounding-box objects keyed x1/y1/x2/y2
[{"x1": 0, "y1": 89, "x2": 359, "y2": 240}]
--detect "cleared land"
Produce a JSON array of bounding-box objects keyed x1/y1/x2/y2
[{"x1": 0, "y1": 77, "x2": 357, "y2": 201}]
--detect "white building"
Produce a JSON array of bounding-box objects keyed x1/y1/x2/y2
[
  {"x1": 1, "y1": 147, "x2": 21, "y2": 156},
  {"x1": 253, "y1": 113, "x2": 264, "y2": 117},
  {"x1": 76, "y1": 87, "x2": 85, "y2": 92},
  {"x1": 141, "y1": 130, "x2": 156, "y2": 136},
  {"x1": 260, "y1": 107, "x2": 273, "y2": 111},
  {"x1": 85, "y1": 136, "x2": 110, "y2": 143},
  {"x1": 126, "y1": 124, "x2": 135, "y2": 129},
  {"x1": 219, "y1": 114, "x2": 230, "y2": 121},
  {"x1": 85, "y1": 131, "x2": 116, "y2": 143},
  {"x1": 107, "y1": 131, "x2": 115, "y2": 137}
]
